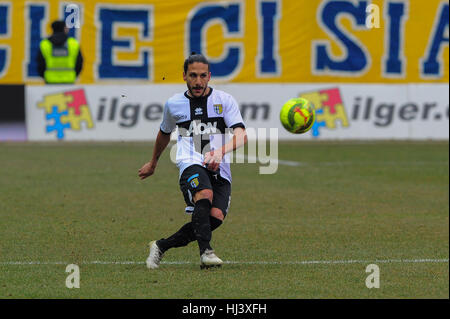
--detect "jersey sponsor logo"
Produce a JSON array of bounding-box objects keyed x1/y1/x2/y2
[
  {"x1": 184, "y1": 120, "x2": 218, "y2": 136},
  {"x1": 299, "y1": 87, "x2": 350, "y2": 138},
  {"x1": 213, "y1": 104, "x2": 223, "y2": 115},
  {"x1": 36, "y1": 88, "x2": 94, "y2": 140}
]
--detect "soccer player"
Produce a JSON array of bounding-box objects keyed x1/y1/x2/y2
[{"x1": 138, "y1": 53, "x2": 247, "y2": 269}]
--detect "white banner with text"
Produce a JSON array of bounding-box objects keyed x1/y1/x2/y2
[{"x1": 26, "y1": 84, "x2": 449, "y2": 141}]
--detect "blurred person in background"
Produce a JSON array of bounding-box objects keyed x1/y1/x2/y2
[{"x1": 37, "y1": 20, "x2": 83, "y2": 84}]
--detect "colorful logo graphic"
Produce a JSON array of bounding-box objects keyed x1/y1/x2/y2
[
  {"x1": 37, "y1": 89, "x2": 94, "y2": 139},
  {"x1": 214, "y1": 104, "x2": 223, "y2": 115},
  {"x1": 299, "y1": 88, "x2": 349, "y2": 137},
  {"x1": 190, "y1": 178, "x2": 199, "y2": 188},
  {"x1": 188, "y1": 174, "x2": 200, "y2": 188}
]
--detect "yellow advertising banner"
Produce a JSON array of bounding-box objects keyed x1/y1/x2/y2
[{"x1": 0, "y1": 0, "x2": 448, "y2": 84}]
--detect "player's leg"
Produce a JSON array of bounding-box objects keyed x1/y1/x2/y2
[
  {"x1": 157, "y1": 211, "x2": 223, "y2": 253},
  {"x1": 149, "y1": 207, "x2": 225, "y2": 269},
  {"x1": 147, "y1": 166, "x2": 230, "y2": 269},
  {"x1": 192, "y1": 189, "x2": 214, "y2": 255},
  {"x1": 147, "y1": 165, "x2": 213, "y2": 269},
  {"x1": 153, "y1": 190, "x2": 223, "y2": 270},
  {"x1": 209, "y1": 207, "x2": 224, "y2": 230},
  {"x1": 199, "y1": 174, "x2": 231, "y2": 269},
  {"x1": 154, "y1": 203, "x2": 223, "y2": 256},
  {"x1": 209, "y1": 173, "x2": 231, "y2": 230},
  {"x1": 198, "y1": 207, "x2": 224, "y2": 269},
  {"x1": 155, "y1": 211, "x2": 222, "y2": 254}
]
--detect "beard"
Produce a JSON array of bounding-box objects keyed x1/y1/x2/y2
[{"x1": 187, "y1": 83, "x2": 207, "y2": 97}]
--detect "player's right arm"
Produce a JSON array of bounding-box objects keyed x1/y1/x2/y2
[
  {"x1": 138, "y1": 130, "x2": 171, "y2": 180},
  {"x1": 138, "y1": 100, "x2": 176, "y2": 180}
]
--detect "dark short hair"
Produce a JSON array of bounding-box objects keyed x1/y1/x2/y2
[
  {"x1": 51, "y1": 20, "x2": 66, "y2": 33},
  {"x1": 183, "y1": 52, "x2": 210, "y2": 73}
]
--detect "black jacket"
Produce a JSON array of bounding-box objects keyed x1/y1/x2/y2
[{"x1": 36, "y1": 32, "x2": 83, "y2": 79}]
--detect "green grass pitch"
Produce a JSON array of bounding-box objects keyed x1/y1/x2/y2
[{"x1": 0, "y1": 141, "x2": 448, "y2": 298}]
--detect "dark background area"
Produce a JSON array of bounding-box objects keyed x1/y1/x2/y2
[{"x1": 0, "y1": 85, "x2": 25, "y2": 122}]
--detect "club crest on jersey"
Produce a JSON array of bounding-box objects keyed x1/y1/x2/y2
[
  {"x1": 187, "y1": 174, "x2": 200, "y2": 188},
  {"x1": 213, "y1": 104, "x2": 223, "y2": 115},
  {"x1": 190, "y1": 177, "x2": 199, "y2": 188},
  {"x1": 194, "y1": 107, "x2": 203, "y2": 116}
]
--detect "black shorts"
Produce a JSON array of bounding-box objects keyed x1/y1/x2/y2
[{"x1": 179, "y1": 164, "x2": 231, "y2": 217}]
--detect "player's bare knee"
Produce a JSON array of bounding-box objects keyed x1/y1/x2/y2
[
  {"x1": 194, "y1": 189, "x2": 213, "y2": 203},
  {"x1": 210, "y1": 207, "x2": 224, "y2": 221}
]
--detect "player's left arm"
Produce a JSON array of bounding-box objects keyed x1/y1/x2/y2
[
  {"x1": 221, "y1": 126, "x2": 247, "y2": 154},
  {"x1": 203, "y1": 94, "x2": 247, "y2": 171},
  {"x1": 203, "y1": 127, "x2": 247, "y2": 171}
]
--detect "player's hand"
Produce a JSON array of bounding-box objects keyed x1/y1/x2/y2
[
  {"x1": 138, "y1": 161, "x2": 156, "y2": 180},
  {"x1": 202, "y1": 149, "x2": 224, "y2": 171}
]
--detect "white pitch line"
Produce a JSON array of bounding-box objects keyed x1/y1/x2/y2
[
  {"x1": 233, "y1": 155, "x2": 448, "y2": 167},
  {"x1": 235, "y1": 154, "x2": 303, "y2": 167},
  {"x1": 0, "y1": 258, "x2": 448, "y2": 266}
]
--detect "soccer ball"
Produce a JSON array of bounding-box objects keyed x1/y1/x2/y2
[{"x1": 279, "y1": 97, "x2": 315, "y2": 134}]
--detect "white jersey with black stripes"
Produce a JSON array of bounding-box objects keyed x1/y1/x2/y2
[{"x1": 160, "y1": 87, "x2": 245, "y2": 183}]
